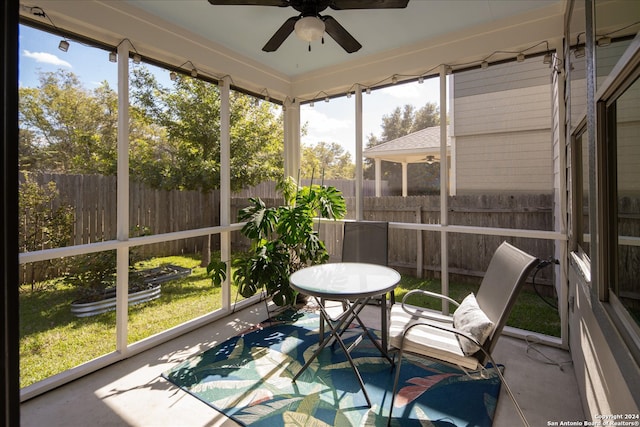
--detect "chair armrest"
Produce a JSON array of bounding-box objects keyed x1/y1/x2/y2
[
  {"x1": 400, "y1": 290, "x2": 459, "y2": 322},
  {"x1": 402, "y1": 289, "x2": 460, "y2": 307}
]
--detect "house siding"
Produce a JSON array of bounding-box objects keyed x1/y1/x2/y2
[
  {"x1": 455, "y1": 130, "x2": 553, "y2": 193},
  {"x1": 454, "y1": 59, "x2": 551, "y2": 97},
  {"x1": 452, "y1": 59, "x2": 553, "y2": 194}
]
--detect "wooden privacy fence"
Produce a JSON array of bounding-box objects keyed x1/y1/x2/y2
[
  {"x1": 230, "y1": 193, "x2": 556, "y2": 285},
  {"x1": 22, "y1": 173, "x2": 557, "y2": 286},
  {"x1": 21, "y1": 173, "x2": 219, "y2": 262},
  {"x1": 232, "y1": 179, "x2": 387, "y2": 198}
]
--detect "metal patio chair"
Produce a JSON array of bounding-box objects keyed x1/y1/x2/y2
[{"x1": 387, "y1": 241, "x2": 539, "y2": 427}]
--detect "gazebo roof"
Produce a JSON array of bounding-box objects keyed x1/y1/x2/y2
[{"x1": 364, "y1": 125, "x2": 451, "y2": 164}]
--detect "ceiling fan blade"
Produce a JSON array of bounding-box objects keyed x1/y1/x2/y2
[
  {"x1": 262, "y1": 16, "x2": 299, "y2": 52},
  {"x1": 208, "y1": 0, "x2": 288, "y2": 6},
  {"x1": 329, "y1": 0, "x2": 409, "y2": 10},
  {"x1": 322, "y1": 16, "x2": 362, "y2": 53}
]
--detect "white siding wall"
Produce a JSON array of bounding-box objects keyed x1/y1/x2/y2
[
  {"x1": 456, "y1": 131, "x2": 552, "y2": 192},
  {"x1": 452, "y1": 59, "x2": 553, "y2": 194},
  {"x1": 454, "y1": 85, "x2": 551, "y2": 136}
]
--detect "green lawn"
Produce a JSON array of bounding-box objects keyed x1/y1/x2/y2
[
  {"x1": 19, "y1": 254, "x2": 235, "y2": 388},
  {"x1": 394, "y1": 275, "x2": 561, "y2": 337},
  {"x1": 19, "y1": 255, "x2": 560, "y2": 389}
]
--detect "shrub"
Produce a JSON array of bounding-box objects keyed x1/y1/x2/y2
[{"x1": 18, "y1": 173, "x2": 74, "y2": 290}]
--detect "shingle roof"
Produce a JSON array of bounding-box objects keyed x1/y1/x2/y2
[{"x1": 365, "y1": 125, "x2": 451, "y2": 155}]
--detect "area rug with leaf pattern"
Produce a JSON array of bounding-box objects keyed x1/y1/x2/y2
[{"x1": 162, "y1": 310, "x2": 504, "y2": 427}]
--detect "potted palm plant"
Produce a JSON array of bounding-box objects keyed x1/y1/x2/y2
[{"x1": 208, "y1": 177, "x2": 346, "y2": 306}]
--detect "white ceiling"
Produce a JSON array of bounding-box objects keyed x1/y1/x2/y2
[{"x1": 128, "y1": 0, "x2": 561, "y2": 77}]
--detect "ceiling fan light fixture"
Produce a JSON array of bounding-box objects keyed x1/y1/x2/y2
[
  {"x1": 294, "y1": 16, "x2": 325, "y2": 42},
  {"x1": 425, "y1": 155, "x2": 438, "y2": 165}
]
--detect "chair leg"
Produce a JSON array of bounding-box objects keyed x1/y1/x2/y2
[
  {"x1": 387, "y1": 347, "x2": 405, "y2": 427},
  {"x1": 481, "y1": 350, "x2": 530, "y2": 427}
]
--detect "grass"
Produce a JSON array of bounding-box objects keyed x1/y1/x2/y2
[
  {"x1": 19, "y1": 254, "x2": 560, "y2": 389},
  {"x1": 394, "y1": 275, "x2": 561, "y2": 337},
  {"x1": 19, "y1": 254, "x2": 240, "y2": 388}
]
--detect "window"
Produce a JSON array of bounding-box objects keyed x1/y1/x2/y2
[
  {"x1": 606, "y1": 73, "x2": 640, "y2": 329},
  {"x1": 572, "y1": 121, "x2": 591, "y2": 259},
  {"x1": 596, "y1": 36, "x2": 640, "y2": 357}
]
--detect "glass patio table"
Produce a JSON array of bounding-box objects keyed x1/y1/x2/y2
[{"x1": 289, "y1": 262, "x2": 401, "y2": 407}]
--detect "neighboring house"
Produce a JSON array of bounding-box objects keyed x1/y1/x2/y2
[
  {"x1": 364, "y1": 125, "x2": 451, "y2": 196},
  {"x1": 451, "y1": 58, "x2": 553, "y2": 194},
  {"x1": 366, "y1": 58, "x2": 554, "y2": 196}
]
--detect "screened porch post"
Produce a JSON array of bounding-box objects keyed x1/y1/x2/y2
[
  {"x1": 440, "y1": 64, "x2": 450, "y2": 315},
  {"x1": 283, "y1": 98, "x2": 301, "y2": 180},
  {"x1": 116, "y1": 40, "x2": 131, "y2": 352},
  {"x1": 220, "y1": 76, "x2": 231, "y2": 310},
  {"x1": 355, "y1": 84, "x2": 364, "y2": 220}
]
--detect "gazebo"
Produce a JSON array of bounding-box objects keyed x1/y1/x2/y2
[{"x1": 364, "y1": 125, "x2": 451, "y2": 197}]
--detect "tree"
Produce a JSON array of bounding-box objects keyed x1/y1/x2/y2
[
  {"x1": 19, "y1": 70, "x2": 118, "y2": 174},
  {"x1": 129, "y1": 68, "x2": 284, "y2": 264},
  {"x1": 364, "y1": 102, "x2": 441, "y2": 195},
  {"x1": 19, "y1": 67, "x2": 285, "y2": 265},
  {"x1": 19, "y1": 67, "x2": 285, "y2": 191},
  {"x1": 300, "y1": 141, "x2": 355, "y2": 179},
  {"x1": 129, "y1": 68, "x2": 283, "y2": 192}
]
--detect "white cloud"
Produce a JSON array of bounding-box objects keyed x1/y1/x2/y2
[
  {"x1": 301, "y1": 107, "x2": 352, "y2": 142},
  {"x1": 301, "y1": 106, "x2": 355, "y2": 156},
  {"x1": 302, "y1": 108, "x2": 350, "y2": 132},
  {"x1": 380, "y1": 78, "x2": 441, "y2": 102},
  {"x1": 23, "y1": 50, "x2": 72, "y2": 68}
]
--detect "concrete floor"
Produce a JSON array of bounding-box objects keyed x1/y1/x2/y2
[{"x1": 21, "y1": 301, "x2": 584, "y2": 427}]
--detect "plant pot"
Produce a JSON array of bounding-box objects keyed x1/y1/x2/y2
[{"x1": 70, "y1": 283, "x2": 162, "y2": 317}]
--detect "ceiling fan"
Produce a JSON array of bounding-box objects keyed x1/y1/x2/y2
[{"x1": 208, "y1": 0, "x2": 409, "y2": 53}]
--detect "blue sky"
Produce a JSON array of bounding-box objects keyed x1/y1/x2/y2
[
  {"x1": 19, "y1": 23, "x2": 444, "y2": 158},
  {"x1": 301, "y1": 77, "x2": 444, "y2": 158},
  {"x1": 19, "y1": 25, "x2": 119, "y2": 89}
]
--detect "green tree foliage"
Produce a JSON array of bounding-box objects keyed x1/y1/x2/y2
[
  {"x1": 300, "y1": 141, "x2": 355, "y2": 179},
  {"x1": 18, "y1": 173, "x2": 74, "y2": 289},
  {"x1": 19, "y1": 70, "x2": 118, "y2": 174},
  {"x1": 19, "y1": 68, "x2": 284, "y2": 192},
  {"x1": 129, "y1": 68, "x2": 283, "y2": 192},
  {"x1": 19, "y1": 67, "x2": 285, "y2": 266},
  {"x1": 128, "y1": 68, "x2": 283, "y2": 265},
  {"x1": 365, "y1": 102, "x2": 441, "y2": 195}
]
